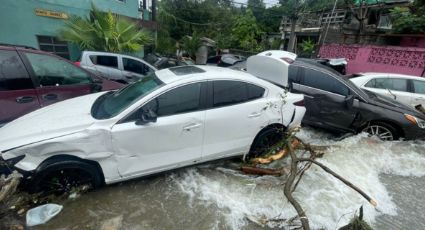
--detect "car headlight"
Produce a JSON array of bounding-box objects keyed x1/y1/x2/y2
[{"x1": 404, "y1": 114, "x2": 425, "y2": 129}]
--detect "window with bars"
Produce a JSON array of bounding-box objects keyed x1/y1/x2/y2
[{"x1": 36, "y1": 35, "x2": 70, "y2": 60}]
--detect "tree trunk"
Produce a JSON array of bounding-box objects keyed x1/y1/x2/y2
[{"x1": 287, "y1": 18, "x2": 297, "y2": 53}]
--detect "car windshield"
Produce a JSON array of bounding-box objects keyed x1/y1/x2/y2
[{"x1": 91, "y1": 73, "x2": 163, "y2": 119}]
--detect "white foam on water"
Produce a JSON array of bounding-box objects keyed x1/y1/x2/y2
[{"x1": 172, "y1": 128, "x2": 425, "y2": 229}]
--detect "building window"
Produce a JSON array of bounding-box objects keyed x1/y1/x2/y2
[{"x1": 36, "y1": 35, "x2": 70, "y2": 60}]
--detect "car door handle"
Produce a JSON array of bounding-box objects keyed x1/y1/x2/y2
[
  {"x1": 42, "y1": 94, "x2": 58, "y2": 100},
  {"x1": 304, "y1": 95, "x2": 314, "y2": 99},
  {"x1": 183, "y1": 123, "x2": 201, "y2": 131},
  {"x1": 248, "y1": 112, "x2": 262, "y2": 118},
  {"x1": 16, "y1": 96, "x2": 35, "y2": 104},
  {"x1": 415, "y1": 97, "x2": 424, "y2": 100}
]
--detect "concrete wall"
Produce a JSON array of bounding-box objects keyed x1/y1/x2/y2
[
  {"x1": 0, "y1": 0, "x2": 141, "y2": 60},
  {"x1": 319, "y1": 44, "x2": 425, "y2": 77}
]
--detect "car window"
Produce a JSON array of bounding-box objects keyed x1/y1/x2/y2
[
  {"x1": 247, "y1": 83, "x2": 265, "y2": 100},
  {"x1": 89, "y1": 55, "x2": 118, "y2": 68},
  {"x1": 413, "y1": 80, "x2": 425, "y2": 94},
  {"x1": 92, "y1": 73, "x2": 163, "y2": 119},
  {"x1": 303, "y1": 68, "x2": 349, "y2": 96},
  {"x1": 366, "y1": 78, "x2": 407, "y2": 92},
  {"x1": 0, "y1": 50, "x2": 33, "y2": 90},
  {"x1": 24, "y1": 52, "x2": 92, "y2": 87},
  {"x1": 142, "y1": 83, "x2": 202, "y2": 117},
  {"x1": 212, "y1": 81, "x2": 263, "y2": 107},
  {"x1": 123, "y1": 58, "x2": 153, "y2": 75}
]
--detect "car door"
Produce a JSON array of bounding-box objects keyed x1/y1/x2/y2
[
  {"x1": 111, "y1": 82, "x2": 206, "y2": 178},
  {"x1": 411, "y1": 79, "x2": 425, "y2": 106},
  {"x1": 292, "y1": 67, "x2": 357, "y2": 131},
  {"x1": 0, "y1": 50, "x2": 40, "y2": 125},
  {"x1": 121, "y1": 57, "x2": 155, "y2": 82},
  {"x1": 21, "y1": 51, "x2": 95, "y2": 107},
  {"x1": 202, "y1": 80, "x2": 269, "y2": 161}
]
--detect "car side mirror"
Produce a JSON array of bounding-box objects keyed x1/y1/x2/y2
[
  {"x1": 136, "y1": 109, "x2": 157, "y2": 125},
  {"x1": 345, "y1": 94, "x2": 355, "y2": 108},
  {"x1": 92, "y1": 78, "x2": 103, "y2": 84}
]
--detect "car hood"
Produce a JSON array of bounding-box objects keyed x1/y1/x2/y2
[
  {"x1": 0, "y1": 92, "x2": 106, "y2": 153},
  {"x1": 364, "y1": 90, "x2": 425, "y2": 118}
]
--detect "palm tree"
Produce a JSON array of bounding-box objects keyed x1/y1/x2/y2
[{"x1": 59, "y1": 4, "x2": 152, "y2": 53}]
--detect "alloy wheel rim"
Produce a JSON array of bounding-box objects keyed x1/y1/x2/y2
[{"x1": 363, "y1": 125, "x2": 394, "y2": 141}]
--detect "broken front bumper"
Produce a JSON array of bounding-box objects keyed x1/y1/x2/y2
[{"x1": 0, "y1": 155, "x2": 26, "y2": 176}]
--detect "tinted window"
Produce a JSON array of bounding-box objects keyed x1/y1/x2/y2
[
  {"x1": 247, "y1": 84, "x2": 265, "y2": 100},
  {"x1": 303, "y1": 69, "x2": 349, "y2": 96},
  {"x1": 213, "y1": 81, "x2": 248, "y2": 107},
  {"x1": 25, "y1": 52, "x2": 92, "y2": 86},
  {"x1": 89, "y1": 55, "x2": 118, "y2": 68},
  {"x1": 143, "y1": 83, "x2": 202, "y2": 117},
  {"x1": 123, "y1": 58, "x2": 153, "y2": 75},
  {"x1": 366, "y1": 78, "x2": 407, "y2": 92},
  {"x1": 0, "y1": 50, "x2": 33, "y2": 90},
  {"x1": 413, "y1": 80, "x2": 425, "y2": 94}
]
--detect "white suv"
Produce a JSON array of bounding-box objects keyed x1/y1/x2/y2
[{"x1": 77, "y1": 51, "x2": 157, "y2": 84}]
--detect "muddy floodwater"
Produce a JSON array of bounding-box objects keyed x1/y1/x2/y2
[{"x1": 16, "y1": 128, "x2": 425, "y2": 229}]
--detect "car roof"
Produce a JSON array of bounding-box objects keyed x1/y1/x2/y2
[
  {"x1": 155, "y1": 65, "x2": 263, "y2": 85},
  {"x1": 358, "y1": 72, "x2": 423, "y2": 79}
]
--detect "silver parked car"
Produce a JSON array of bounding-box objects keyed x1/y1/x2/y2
[{"x1": 77, "y1": 51, "x2": 157, "y2": 84}]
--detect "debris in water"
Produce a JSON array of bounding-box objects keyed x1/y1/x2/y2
[{"x1": 26, "y1": 203, "x2": 63, "y2": 227}]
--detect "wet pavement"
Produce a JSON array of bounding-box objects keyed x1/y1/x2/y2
[{"x1": 3, "y1": 128, "x2": 425, "y2": 229}]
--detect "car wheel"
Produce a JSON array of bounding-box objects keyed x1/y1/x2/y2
[
  {"x1": 30, "y1": 161, "x2": 103, "y2": 194},
  {"x1": 362, "y1": 122, "x2": 399, "y2": 141},
  {"x1": 248, "y1": 126, "x2": 285, "y2": 160}
]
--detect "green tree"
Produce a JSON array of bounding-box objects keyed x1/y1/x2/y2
[
  {"x1": 59, "y1": 4, "x2": 152, "y2": 53},
  {"x1": 390, "y1": 0, "x2": 425, "y2": 34},
  {"x1": 232, "y1": 9, "x2": 262, "y2": 52}
]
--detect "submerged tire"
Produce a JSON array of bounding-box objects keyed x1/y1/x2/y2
[
  {"x1": 362, "y1": 122, "x2": 399, "y2": 141},
  {"x1": 29, "y1": 160, "x2": 103, "y2": 194},
  {"x1": 248, "y1": 126, "x2": 285, "y2": 160}
]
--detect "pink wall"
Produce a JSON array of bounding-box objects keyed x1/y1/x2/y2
[{"x1": 319, "y1": 44, "x2": 425, "y2": 77}]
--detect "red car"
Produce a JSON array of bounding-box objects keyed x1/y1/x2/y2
[{"x1": 0, "y1": 44, "x2": 124, "y2": 126}]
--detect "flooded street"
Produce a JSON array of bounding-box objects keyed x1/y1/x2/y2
[{"x1": 24, "y1": 128, "x2": 425, "y2": 229}]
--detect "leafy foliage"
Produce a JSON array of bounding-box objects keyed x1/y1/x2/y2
[
  {"x1": 232, "y1": 9, "x2": 262, "y2": 52},
  {"x1": 390, "y1": 2, "x2": 425, "y2": 34},
  {"x1": 180, "y1": 32, "x2": 201, "y2": 59},
  {"x1": 59, "y1": 4, "x2": 152, "y2": 53},
  {"x1": 298, "y1": 38, "x2": 315, "y2": 57}
]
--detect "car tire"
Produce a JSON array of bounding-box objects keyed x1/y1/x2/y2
[
  {"x1": 247, "y1": 126, "x2": 285, "y2": 160},
  {"x1": 29, "y1": 160, "x2": 103, "y2": 194},
  {"x1": 362, "y1": 122, "x2": 399, "y2": 141}
]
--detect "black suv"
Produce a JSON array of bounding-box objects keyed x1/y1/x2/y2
[{"x1": 288, "y1": 60, "x2": 425, "y2": 140}]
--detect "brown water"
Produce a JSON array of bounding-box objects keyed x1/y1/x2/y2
[{"x1": 9, "y1": 128, "x2": 425, "y2": 229}]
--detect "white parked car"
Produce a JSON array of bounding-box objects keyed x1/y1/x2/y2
[
  {"x1": 350, "y1": 72, "x2": 425, "y2": 108},
  {"x1": 0, "y1": 66, "x2": 305, "y2": 192},
  {"x1": 77, "y1": 51, "x2": 157, "y2": 84}
]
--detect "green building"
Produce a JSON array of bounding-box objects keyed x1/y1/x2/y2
[{"x1": 0, "y1": 0, "x2": 157, "y2": 61}]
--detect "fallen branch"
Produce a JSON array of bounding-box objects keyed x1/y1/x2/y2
[
  {"x1": 284, "y1": 140, "x2": 311, "y2": 230},
  {"x1": 240, "y1": 166, "x2": 289, "y2": 176},
  {"x1": 297, "y1": 158, "x2": 377, "y2": 207},
  {"x1": 0, "y1": 171, "x2": 22, "y2": 203},
  {"x1": 251, "y1": 139, "x2": 300, "y2": 164}
]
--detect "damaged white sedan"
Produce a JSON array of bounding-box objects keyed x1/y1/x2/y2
[{"x1": 0, "y1": 66, "x2": 305, "y2": 192}]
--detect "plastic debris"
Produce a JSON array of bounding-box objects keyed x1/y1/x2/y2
[{"x1": 26, "y1": 204, "x2": 63, "y2": 227}]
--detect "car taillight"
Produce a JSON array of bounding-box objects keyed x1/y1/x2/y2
[
  {"x1": 74, "y1": 61, "x2": 80, "y2": 66},
  {"x1": 293, "y1": 99, "x2": 304, "y2": 107}
]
